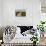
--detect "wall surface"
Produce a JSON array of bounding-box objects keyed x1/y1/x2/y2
[
  {"x1": 0, "y1": 0, "x2": 41, "y2": 27},
  {"x1": 0, "y1": 0, "x2": 1, "y2": 22}
]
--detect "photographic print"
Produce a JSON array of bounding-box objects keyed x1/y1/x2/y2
[{"x1": 15, "y1": 10, "x2": 26, "y2": 17}]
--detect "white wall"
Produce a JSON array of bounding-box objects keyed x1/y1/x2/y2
[
  {"x1": 1, "y1": 0, "x2": 41, "y2": 26},
  {"x1": 0, "y1": 0, "x2": 2, "y2": 26}
]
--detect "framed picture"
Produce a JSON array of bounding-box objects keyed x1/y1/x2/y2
[{"x1": 15, "y1": 10, "x2": 26, "y2": 17}]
